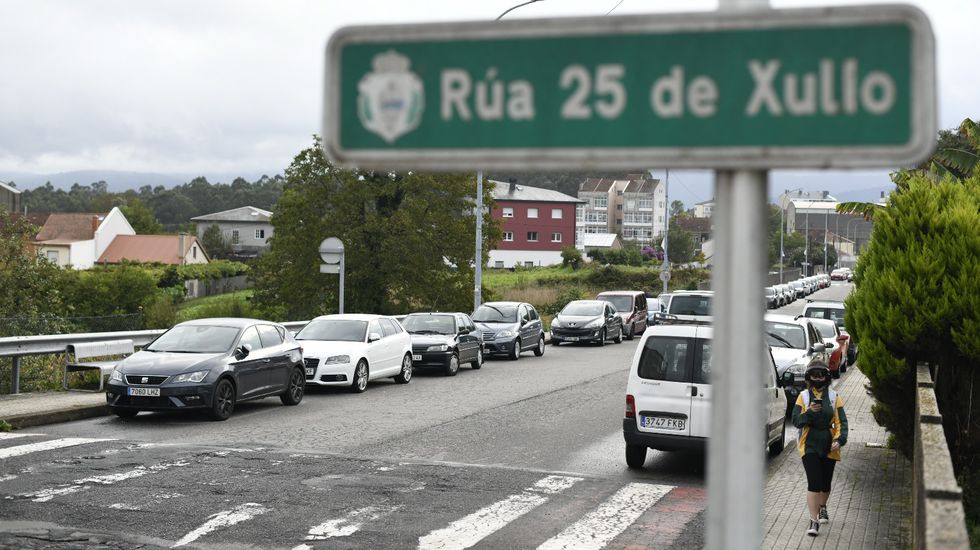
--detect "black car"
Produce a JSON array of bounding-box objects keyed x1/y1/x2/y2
[
  {"x1": 106, "y1": 318, "x2": 305, "y2": 421},
  {"x1": 401, "y1": 312, "x2": 483, "y2": 376},
  {"x1": 472, "y1": 301, "x2": 546, "y2": 360},
  {"x1": 551, "y1": 300, "x2": 624, "y2": 346}
]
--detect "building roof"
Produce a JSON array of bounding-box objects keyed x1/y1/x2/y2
[
  {"x1": 490, "y1": 181, "x2": 584, "y2": 203},
  {"x1": 579, "y1": 177, "x2": 660, "y2": 195},
  {"x1": 579, "y1": 178, "x2": 615, "y2": 193},
  {"x1": 34, "y1": 212, "x2": 106, "y2": 243},
  {"x1": 694, "y1": 198, "x2": 715, "y2": 206},
  {"x1": 0, "y1": 181, "x2": 21, "y2": 195},
  {"x1": 789, "y1": 200, "x2": 840, "y2": 212},
  {"x1": 582, "y1": 233, "x2": 620, "y2": 247},
  {"x1": 676, "y1": 217, "x2": 712, "y2": 233},
  {"x1": 191, "y1": 206, "x2": 272, "y2": 223},
  {"x1": 623, "y1": 179, "x2": 659, "y2": 193},
  {"x1": 98, "y1": 234, "x2": 209, "y2": 265}
]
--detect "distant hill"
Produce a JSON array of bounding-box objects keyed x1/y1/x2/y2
[{"x1": 0, "y1": 170, "x2": 281, "y2": 192}]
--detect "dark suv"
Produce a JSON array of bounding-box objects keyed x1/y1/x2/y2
[
  {"x1": 401, "y1": 312, "x2": 483, "y2": 376},
  {"x1": 472, "y1": 302, "x2": 546, "y2": 360}
]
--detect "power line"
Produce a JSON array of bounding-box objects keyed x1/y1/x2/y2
[{"x1": 606, "y1": 0, "x2": 626, "y2": 15}]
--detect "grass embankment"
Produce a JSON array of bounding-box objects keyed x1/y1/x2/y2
[{"x1": 176, "y1": 289, "x2": 257, "y2": 322}]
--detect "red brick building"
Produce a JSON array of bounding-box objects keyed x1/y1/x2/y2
[{"x1": 488, "y1": 180, "x2": 584, "y2": 268}]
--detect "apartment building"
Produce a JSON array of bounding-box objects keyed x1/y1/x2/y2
[{"x1": 576, "y1": 175, "x2": 666, "y2": 246}]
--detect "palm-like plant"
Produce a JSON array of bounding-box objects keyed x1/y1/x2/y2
[{"x1": 837, "y1": 118, "x2": 979, "y2": 220}]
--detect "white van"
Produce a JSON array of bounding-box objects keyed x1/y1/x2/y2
[{"x1": 623, "y1": 323, "x2": 787, "y2": 468}]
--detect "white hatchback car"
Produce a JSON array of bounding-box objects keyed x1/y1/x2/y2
[
  {"x1": 623, "y1": 323, "x2": 787, "y2": 468},
  {"x1": 296, "y1": 314, "x2": 413, "y2": 392}
]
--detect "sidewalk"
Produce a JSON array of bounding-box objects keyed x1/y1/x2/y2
[
  {"x1": 0, "y1": 390, "x2": 108, "y2": 428},
  {"x1": 763, "y1": 365, "x2": 912, "y2": 549}
]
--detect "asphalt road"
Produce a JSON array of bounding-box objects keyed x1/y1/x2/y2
[{"x1": 0, "y1": 283, "x2": 853, "y2": 549}]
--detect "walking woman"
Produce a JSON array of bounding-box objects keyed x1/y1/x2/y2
[{"x1": 792, "y1": 363, "x2": 848, "y2": 537}]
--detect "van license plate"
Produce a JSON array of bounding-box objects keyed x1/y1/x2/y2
[
  {"x1": 412, "y1": 354, "x2": 422, "y2": 361},
  {"x1": 128, "y1": 387, "x2": 160, "y2": 397},
  {"x1": 641, "y1": 416, "x2": 685, "y2": 431},
  {"x1": 305, "y1": 368, "x2": 315, "y2": 376},
  {"x1": 565, "y1": 336, "x2": 579, "y2": 341}
]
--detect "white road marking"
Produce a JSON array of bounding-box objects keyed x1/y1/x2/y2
[
  {"x1": 306, "y1": 505, "x2": 401, "y2": 540},
  {"x1": 172, "y1": 503, "x2": 268, "y2": 548},
  {"x1": 0, "y1": 474, "x2": 17, "y2": 482},
  {"x1": 418, "y1": 475, "x2": 582, "y2": 550},
  {"x1": 18, "y1": 460, "x2": 190, "y2": 502},
  {"x1": 536, "y1": 482, "x2": 673, "y2": 550},
  {"x1": 0, "y1": 438, "x2": 113, "y2": 459},
  {"x1": 0, "y1": 433, "x2": 43, "y2": 440}
]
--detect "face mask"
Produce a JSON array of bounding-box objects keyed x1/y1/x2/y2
[{"x1": 809, "y1": 377, "x2": 829, "y2": 389}]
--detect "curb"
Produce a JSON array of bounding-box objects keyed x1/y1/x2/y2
[{"x1": 3, "y1": 404, "x2": 111, "y2": 429}]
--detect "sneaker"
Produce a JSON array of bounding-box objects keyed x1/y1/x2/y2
[
  {"x1": 807, "y1": 520, "x2": 820, "y2": 536},
  {"x1": 818, "y1": 506, "x2": 829, "y2": 524}
]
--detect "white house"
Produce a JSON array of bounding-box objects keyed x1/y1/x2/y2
[{"x1": 33, "y1": 207, "x2": 135, "y2": 269}]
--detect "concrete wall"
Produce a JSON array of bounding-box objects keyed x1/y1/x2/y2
[
  {"x1": 487, "y1": 249, "x2": 563, "y2": 268},
  {"x1": 69, "y1": 239, "x2": 96, "y2": 269},
  {"x1": 36, "y1": 245, "x2": 71, "y2": 267},
  {"x1": 184, "y1": 275, "x2": 250, "y2": 299},
  {"x1": 95, "y1": 207, "x2": 135, "y2": 259},
  {"x1": 914, "y1": 363, "x2": 970, "y2": 550}
]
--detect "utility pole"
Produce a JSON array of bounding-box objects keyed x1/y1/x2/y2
[
  {"x1": 804, "y1": 208, "x2": 810, "y2": 277},
  {"x1": 474, "y1": 171, "x2": 483, "y2": 312},
  {"x1": 662, "y1": 169, "x2": 669, "y2": 294}
]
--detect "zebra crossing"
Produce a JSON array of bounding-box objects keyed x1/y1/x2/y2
[{"x1": 0, "y1": 433, "x2": 704, "y2": 549}]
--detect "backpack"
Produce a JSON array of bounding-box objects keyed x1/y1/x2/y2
[{"x1": 798, "y1": 387, "x2": 836, "y2": 439}]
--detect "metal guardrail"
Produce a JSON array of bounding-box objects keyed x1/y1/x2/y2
[
  {"x1": 913, "y1": 362, "x2": 970, "y2": 549},
  {"x1": 0, "y1": 321, "x2": 309, "y2": 394}
]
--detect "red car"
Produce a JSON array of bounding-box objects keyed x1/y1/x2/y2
[{"x1": 808, "y1": 318, "x2": 846, "y2": 377}]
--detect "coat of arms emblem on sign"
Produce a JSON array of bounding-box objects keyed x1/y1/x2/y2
[{"x1": 357, "y1": 50, "x2": 424, "y2": 143}]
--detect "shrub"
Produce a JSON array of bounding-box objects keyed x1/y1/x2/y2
[{"x1": 560, "y1": 246, "x2": 583, "y2": 270}]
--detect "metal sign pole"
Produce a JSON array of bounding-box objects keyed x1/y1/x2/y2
[
  {"x1": 710, "y1": 2, "x2": 768, "y2": 548},
  {"x1": 475, "y1": 171, "x2": 484, "y2": 312},
  {"x1": 339, "y1": 253, "x2": 345, "y2": 314}
]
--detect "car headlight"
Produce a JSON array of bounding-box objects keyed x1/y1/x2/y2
[
  {"x1": 496, "y1": 330, "x2": 516, "y2": 339},
  {"x1": 171, "y1": 370, "x2": 209, "y2": 383},
  {"x1": 110, "y1": 368, "x2": 124, "y2": 383},
  {"x1": 551, "y1": 319, "x2": 562, "y2": 328},
  {"x1": 426, "y1": 345, "x2": 449, "y2": 352},
  {"x1": 586, "y1": 319, "x2": 604, "y2": 329},
  {"x1": 324, "y1": 355, "x2": 350, "y2": 364}
]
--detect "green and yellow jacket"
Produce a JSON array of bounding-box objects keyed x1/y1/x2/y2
[{"x1": 792, "y1": 387, "x2": 848, "y2": 460}]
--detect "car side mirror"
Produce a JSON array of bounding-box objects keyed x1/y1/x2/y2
[
  {"x1": 825, "y1": 342, "x2": 836, "y2": 350},
  {"x1": 234, "y1": 343, "x2": 252, "y2": 360},
  {"x1": 368, "y1": 332, "x2": 382, "y2": 343},
  {"x1": 810, "y1": 343, "x2": 826, "y2": 354},
  {"x1": 781, "y1": 371, "x2": 795, "y2": 386}
]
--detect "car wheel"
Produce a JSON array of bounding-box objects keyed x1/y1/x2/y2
[
  {"x1": 597, "y1": 329, "x2": 606, "y2": 347},
  {"x1": 533, "y1": 335, "x2": 545, "y2": 357},
  {"x1": 625, "y1": 444, "x2": 647, "y2": 469},
  {"x1": 768, "y1": 426, "x2": 786, "y2": 457},
  {"x1": 394, "y1": 354, "x2": 413, "y2": 384},
  {"x1": 209, "y1": 378, "x2": 235, "y2": 421},
  {"x1": 280, "y1": 367, "x2": 305, "y2": 405},
  {"x1": 510, "y1": 339, "x2": 521, "y2": 361},
  {"x1": 471, "y1": 348, "x2": 483, "y2": 369},
  {"x1": 350, "y1": 360, "x2": 369, "y2": 393},
  {"x1": 614, "y1": 327, "x2": 623, "y2": 344},
  {"x1": 445, "y1": 352, "x2": 460, "y2": 376},
  {"x1": 626, "y1": 323, "x2": 635, "y2": 340},
  {"x1": 113, "y1": 408, "x2": 138, "y2": 419}
]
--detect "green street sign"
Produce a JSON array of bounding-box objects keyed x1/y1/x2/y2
[{"x1": 323, "y1": 5, "x2": 935, "y2": 170}]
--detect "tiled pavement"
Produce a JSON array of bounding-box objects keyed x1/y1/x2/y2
[{"x1": 763, "y1": 365, "x2": 912, "y2": 549}]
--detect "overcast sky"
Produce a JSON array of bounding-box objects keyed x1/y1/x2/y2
[{"x1": 0, "y1": 0, "x2": 974, "y2": 194}]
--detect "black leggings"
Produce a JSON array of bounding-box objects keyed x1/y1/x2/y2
[{"x1": 802, "y1": 454, "x2": 837, "y2": 492}]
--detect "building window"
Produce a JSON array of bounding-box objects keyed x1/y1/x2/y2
[
  {"x1": 45, "y1": 250, "x2": 59, "y2": 263},
  {"x1": 617, "y1": 204, "x2": 623, "y2": 210},
  {"x1": 616, "y1": 219, "x2": 622, "y2": 225},
  {"x1": 617, "y1": 190, "x2": 624, "y2": 196},
  {"x1": 527, "y1": 231, "x2": 538, "y2": 242},
  {"x1": 502, "y1": 207, "x2": 514, "y2": 218},
  {"x1": 192, "y1": 247, "x2": 197, "y2": 259},
  {"x1": 552, "y1": 208, "x2": 562, "y2": 219},
  {"x1": 551, "y1": 232, "x2": 562, "y2": 242},
  {"x1": 594, "y1": 197, "x2": 607, "y2": 209},
  {"x1": 255, "y1": 228, "x2": 265, "y2": 239},
  {"x1": 494, "y1": 261, "x2": 504, "y2": 268},
  {"x1": 524, "y1": 261, "x2": 534, "y2": 268},
  {"x1": 527, "y1": 208, "x2": 538, "y2": 218},
  {"x1": 231, "y1": 230, "x2": 240, "y2": 244},
  {"x1": 638, "y1": 198, "x2": 653, "y2": 210},
  {"x1": 658, "y1": 201, "x2": 664, "y2": 208},
  {"x1": 503, "y1": 231, "x2": 513, "y2": 242}
]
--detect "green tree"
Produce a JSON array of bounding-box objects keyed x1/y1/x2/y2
[
  {"x1": 120, "y1": 198, "x2": 163, "y2": 234},
  {"x1": 200, "y1": 224, "x2": 233, "y2": 260},
  {"x1": 560, "y1": 246, "x2": 583, "y2": 270},
  {"x1": 252, "y1": 138, "x2": 499, "y2": 320},
  {"x1": 846, "y1": 173, "x2": 980, "y2": 527},
  {"x1": 669, "y1": 200, "x2": 686, "y2": 219},
  {"x1": 666, "y1": 219, "x2": 696, "y2": 264}
]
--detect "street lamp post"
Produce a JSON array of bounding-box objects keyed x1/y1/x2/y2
[{"x1": 779, "y1": 188, "x2": 803, "y2": 283}]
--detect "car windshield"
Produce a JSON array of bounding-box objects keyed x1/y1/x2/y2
[
  {"x1": 791, "y1": 282, "x2": 802, "y2": 289},
  {"x1": 146, "y1": 325, "x2": 240, "y2": 353},
  {"x1": 296, "y1": 319, "x2": 368, "y2": 342},
  {"x1": 764, "y1": 321, "x2": 806, "y2": 349},
  {"x1": 765, "y1": 287, "x2": 775, "y2": 296},
  {"x1": 561, "y1": 302, "x2": 604, "y2": 316},
  {"x1": 804, "y1": 307, "x2": 846, "y2": 328},
  {"x1": 402, "y1": 315, "x2": 455, "y2": 335},
  {"x1": 599, "y1": 296, "x2": 632, "y2": 312},
  {"x1": 472, "y1": 304, "x2": 518, "y2": 323},
  {"x1": 669, "y1": 295, "x2": 711, "y2": 316}
]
